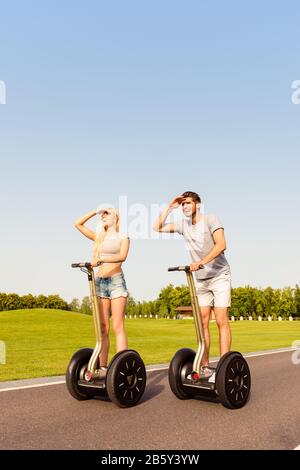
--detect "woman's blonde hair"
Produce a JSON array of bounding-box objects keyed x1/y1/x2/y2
[{"x1": 93, "y1": 207, "x2": 120, "y2": 259}]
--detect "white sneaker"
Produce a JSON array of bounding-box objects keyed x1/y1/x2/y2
[
  {"x1": 187, "y1": 367, "x2": 214, "y2": 381},
  {"x1": 200, "y1": 366, "x2": 214, "y2": 379},
  {"x1": 208, "y1": 371, "x2": 216, "y2": 383},
  {"x1": 94, "y1": 367, "x2": 108, "y2": 379}
]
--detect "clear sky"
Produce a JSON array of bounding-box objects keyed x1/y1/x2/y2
[{"x1": 0, "y1": 1, "x2": 299, "y2": 303}]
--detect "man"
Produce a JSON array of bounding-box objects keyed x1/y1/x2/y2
[{"x1": 153, "y1": 191, "x2": 232, "y2": 378}]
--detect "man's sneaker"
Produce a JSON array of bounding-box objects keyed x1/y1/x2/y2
[
  {"x1": 200, "y1": 366, "x2": 214, "y2": 379},
  {"x1": 186, "y1": 367, "x2": 214, "y2": 381},
  {"x1": 208, "y1": 371, "x2": 216, "y2": 383}
]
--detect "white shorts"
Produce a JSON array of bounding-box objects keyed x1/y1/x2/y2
[{"x1": 195, "y1": 271, "x2": 231, "y2": 308}]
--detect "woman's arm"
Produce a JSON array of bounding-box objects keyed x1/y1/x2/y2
[
  {"x1": 92, "y1": 238, "x2": 130, "y2": 265},
  {"x1": 74, "y1": 210, "x2": 97, "y2": 241}
]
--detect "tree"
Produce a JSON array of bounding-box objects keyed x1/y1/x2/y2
[
  {"x1": 35, "y1": 295, "x2": 48, "y2": 308},
  {"x1": 5, "y1": 293, "x2": 22, "y2": 310},
  {"x1": 255, "y1": 289, "x2": 267, "y2": 318},
  {"x1": 69, "y1": 298, "x2": 81, "y2": 312},
  {"x1": 271, "y1": 289, "x2": 282, "y2": 317},
  {"x1": 125, "y1": 294, "x2": 137, "y2": 316},
  {"x1": 0, "y1": 293, "x2": 8, "y2": 311},
  {"x1": 156, "y1": 284, "x2": 175, "y2": 317},
  {"x1": 21, "y1": 294, "x2": 37, "y2": 309},
  {"x1": 81, "y1": 296, "x2": 92, "y2": 315},
  {"x1": 278, "y1": 288, "x2": 296, "y2": 318},
  {"x1": 294, "y1": 285, "x2": 300, "y2": 318},
  {"x1": 263, "y1": 287, "x2": 274, "y2": 318},
  {"x1": 44, "y1": 295, "x2": 69, "y2": 310},
  {"x1": 230, "y1": 287, "x2": 254, "y2": 318}
]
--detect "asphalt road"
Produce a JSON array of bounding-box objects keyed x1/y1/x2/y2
[{"x1": 1, "y1": 350, "x2": 300, "y2": 450}]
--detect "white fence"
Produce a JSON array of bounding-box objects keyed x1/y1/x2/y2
[
  {"x1": 0, "y1": 341, "x2": 6, "y2": 364},
  {"x1": 125, "y1": 315, "x2": 297, "y2": 321}
]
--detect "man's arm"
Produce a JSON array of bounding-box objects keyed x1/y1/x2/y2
[
  {"x1": 153, "y1": 206, "x2": 176, "y2": 232},
  {"x1": 153, "y1": 196, "x2": 185, "y2": 232},
  {"x1": 190, "y1": 229, "x2": 227, "y2": 270}
]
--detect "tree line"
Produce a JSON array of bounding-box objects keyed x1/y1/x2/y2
[
  {"x1": 0, "y1": 293, "x2": 69, "y2": 311},
  {"x1": 1, "y1": 285, "x2": 300, "y2": 319}
]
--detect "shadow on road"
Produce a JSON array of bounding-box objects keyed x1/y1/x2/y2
[
  {"x1": 86, "y1": 369, "x2": 167, "y2": 407},
  {"x1": 139, "y1": 370, "x2": 166, "y2": 404}
]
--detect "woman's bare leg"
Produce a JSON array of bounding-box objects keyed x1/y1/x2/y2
[
  {"x1": 98, "y1": 297, "x2": 111, "y2": 367},
  {"x1": 111, "y1": 296, "x2": 128, "y2": 352}
]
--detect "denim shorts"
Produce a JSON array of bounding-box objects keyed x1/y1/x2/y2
[{"x1": 95, "y1": 272, "x2": 128, "y2": 299}]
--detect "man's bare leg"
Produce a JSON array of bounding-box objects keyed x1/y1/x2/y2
[
  {"x1": 214, "y1": 307, "x2": 231, "y2": 356},
  {"x1": 198, "y1": 306, "x2": 212, "y2": 367}
]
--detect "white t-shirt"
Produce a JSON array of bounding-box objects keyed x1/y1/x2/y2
[
  {"x1": 99, "y1": 232, "x2": 129, "y2": 257},
  {"x1": 173, "y1": 214, "x2": 230, "y2": 280}
]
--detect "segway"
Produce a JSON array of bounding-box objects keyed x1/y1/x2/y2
[
  {"x1": 168, "y1": 265, "x2": 251, "y2": 409},
  {"x1": 66, "y1": 262, "x2": 146, "y2": 408}
]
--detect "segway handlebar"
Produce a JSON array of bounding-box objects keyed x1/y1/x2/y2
[
  {"x1": 72, "y1": 260, "x2": 118, "y2": 268},
  {"x1": 168, "y1": 265, "x2": 205, "y2": 272},
  {"x1": 168, "y1": 265, "x2": 191, "y2": 272},
  {"x1": 72, "y1": 262, "x2": 92, "y2": 268}
]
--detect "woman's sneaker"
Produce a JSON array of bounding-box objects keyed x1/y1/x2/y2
[{"x1": 94, "y1": 366, "x2": 108, "y2": 379}]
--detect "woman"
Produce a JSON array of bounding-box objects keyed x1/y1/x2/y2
[{"x1": 74, "y1": 207, "x2": 130, "y2": 375}]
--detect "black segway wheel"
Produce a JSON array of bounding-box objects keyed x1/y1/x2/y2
[
  {"x1": 66, "y1": 348, "x2": 94, "y2": 400},
  {"x1": 215, "y1": 352, "x2": 251, "y2": 409},
  {"x1": 106, "y1": 350, "x2": 146, "y2": 408},
  {"x1": 168, "y1": 348, "x2": 196, "y2": 400}
]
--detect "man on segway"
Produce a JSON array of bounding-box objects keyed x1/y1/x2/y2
[{"x1": 153, "y1": 191, "x2": 232, "y2": 379}]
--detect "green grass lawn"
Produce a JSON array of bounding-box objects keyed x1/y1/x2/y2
[{"x1": 0, "y1": 309, "x2": 300, "y2": 381}]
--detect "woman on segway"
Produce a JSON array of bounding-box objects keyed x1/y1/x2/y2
[{"x1": 74, "y1": 207, "x2": 130, "y2": 376}]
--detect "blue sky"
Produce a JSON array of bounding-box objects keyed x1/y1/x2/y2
[{"x1": 0, "y1": 1, "x2": 299, "y2": 302}]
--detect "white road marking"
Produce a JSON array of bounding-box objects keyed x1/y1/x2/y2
[
  {"x1": 148, "y1": 346, "x2": 299, "y2": 369},
  {"x1": 0, "y1": 381, "x2": 65, "y2": 393},
  {"x1": 243, "y1": 348, "x2": 298, "y2": 359},
  {"x1": 0, "y1": 346, "x2": 297, "y2": 393}
]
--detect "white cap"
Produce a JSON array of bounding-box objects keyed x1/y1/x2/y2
[
  {"x1": 96, "y1": 203, "x2": 112, "y2": 215},
  {"x1": 95, "y1": 203, "x2": 116, "y2": 236}
]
